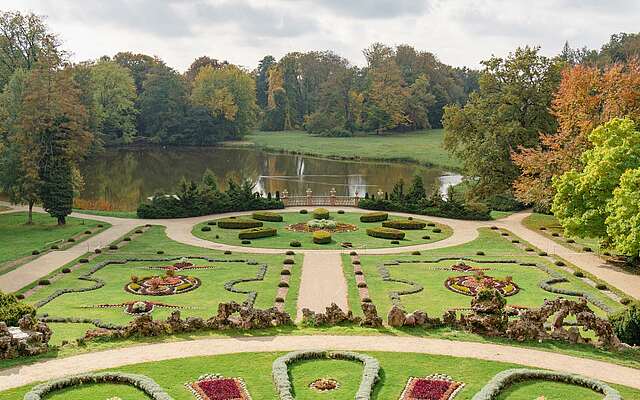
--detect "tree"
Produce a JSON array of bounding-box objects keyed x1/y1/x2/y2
[
  {"x1": 443, "y1": 46, "x2": 561, "y2": 199},
  {"x1": 191, "y1": 64, "x2": 258, "y2": 139},
  {"x1": 255, "y1": 55, "x2": 275, "y2": 109},
  {"x1": 606, "y1": 168, "x2": 640, "y2": 260},
  {"x1": 406, "y1": 175, "x2": 426, "y2": 205},
  {"x1": 512, "y1": 61, "x2": 640, "y2": 211},
  {"x1": 405, "y1": 74, "x2": 435, "y2": 130},
  {"x1": 364, "y1": 57, "x2": 408, "y2": 132},
  {"x1": 90, "y1": 60, "x2": 137, "y2": 143},
  {"x1": 138, "y1": 67, "x2": 188, "y2": 141},
  {"x1": 552, "y1": 118, "x2": 640, "y2": 242},
  {"x1": 112, "y1": 52, "x2": 165, "y2": 94},
  {"x1": 184, "y1": 56, "x2": 228, "y2": 83}
]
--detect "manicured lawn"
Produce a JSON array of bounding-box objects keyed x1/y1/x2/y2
[
  {"x1": 193, "y1": 211, "x2": 452, "y2": 250},
  {"x1": 345, "y1": 229, "x2": 622, "y2": 318},
  {"x1": 523, "y1": 213, "x2": 606, "y2": 254},
  {"x1": 242, "y1": 129, "x2": 460, "y2": 169},
  {"x1": 3, "y1": 351, "x2": 638, "y2": 399},
  {"x1": 0, "y1": 212, "x2": 108, "y2": 270}
]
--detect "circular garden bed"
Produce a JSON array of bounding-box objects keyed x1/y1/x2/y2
[
  {"x1": 444, "y1": 274, "x2": 519, "y2": 297},
  {"x1": 125, "y1": 274, "x2": 201, "y2": 296}
]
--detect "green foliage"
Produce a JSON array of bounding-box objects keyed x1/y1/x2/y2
[
  {"x1": 312, "y1": 230, "x2": 332, "y2": 244},
  {"x1": 137, "y1": 67, "x2": 188, "y2": 141},
  {"x1": 366, "y1": 227, "x2": 405, "y2": 240},
  {"x1": 609, "y1": 302, "x2": 640, "y2": 345},
  {"x1": 252, "y1": 211, "x2": 283, "y2": 222},
  {"x1": 218, "y1": 218, "x2": 263, "y2": 229},
  {"x1": 0, "y1": 291, "x2": 35, "y2": 325},
  {"x1": 382, "y1": 219, "x2": 427, "y2": 230},
  {"x1": 238, "y1": 227, "x2": 277, "y2": 240},
  {"x1": 360, "y1": 212, "x2": 388, "y2": 223},
  {"x1": 312, "y1": 208, "x2": 330, "y2": 220},
  {"x1": 605, "y1": 168, "x2": 640, "y2": 258}
]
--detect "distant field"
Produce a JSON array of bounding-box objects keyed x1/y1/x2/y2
[{"x1": 240, "y1": 129, "x2": 460, "y2": 170}]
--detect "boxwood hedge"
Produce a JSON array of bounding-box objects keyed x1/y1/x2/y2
[
  {"x1": 366, "y1": 227, "x2": 405, "y2": 240},
  {"x1": 252, "y1": 211, "x2": 283, "y2": 222},
  {"x1": 382, "y1": 219, "x2": 427, "y2": 230},
  {"x1": 217, "y1": 218, "x2": 263, "y2": 229},
  {"x1": 238, "y1": 227, "x2": 277, "y2": 239},
  {"x1": 312, "y1": 208, "x2": 330, "y2": 220},
  {"x1": 360, "y1": 211, "x2": 388, "y2": 223},
  {"x1": 312, "y1": 230, "x2": 332, "y2": 244}
]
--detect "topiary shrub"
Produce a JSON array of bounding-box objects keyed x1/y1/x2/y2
[
  {"x1": 218, "y1": 218, "x2": 263, "y2": 229},
  {"x1": 51, "y1": 245, "x2": 59, "y2": 250},
  {"x1": 109, "y1": 245, "x2": 118, "y2": 250},
  {"x1": 300, "y1": 209, "x2": 308, "y2": 214},
  {"x1": 157, "y1": 250, "x2": 164, "y2": 255},
  {"x1": 79, "y1": 258, "x2": 89, "y2": 263},
  {"x1": 422, "y1": 235, "x2": 431, "y2": 240},
  {"x1": 135, "y1": 229, "x2": 143, "y2": 234},
  {"x1": 241, "y1": 240, "x2": 251, "y2": 245},
  {"x1": 525, "y1": 247, "x2": 534, "y2": 252},
  {"x1": 123, "y1": 237, "x2": 131, "y2": 242},
  {"x1": 285, "y1": 250, "x2": 295, "y2": 255},
  {"x1": 94, "y1": 248, "x2": 101, "y2": 254},
  {"x1": 382, "y1": 219, "x2": 426, "y2": 230},
  {"x1": 358, "y1": 282, "x2": 368, "y2": 288},
  {"x1": 476, "y1": 251, "x2": 485, "y2": 256},
  {"x1": 224, "y1": 250, "x2": 232, "y2": 255},
  {"x1": 278, "y1": 281, "x2": 289, "y2": 288},
  {"x1": 555, "y1": 260, "x2": 565, "y2": 266},
  {"x1": 38, "y1": 279, "x2": 50, "y2": 286},
  {"x1": 32, "y1": 250, "x2": 40, "y2": 255},
  {"x1": 201, "y1": 226, "x2": 211, "y2": 232},
  {"x1": 620, "y1": 298, "x2": 632, "y2": 305},
  {"x1": 238, "y1": 227, "x2": 277, "y2": 239},
  {"x1": 312, "y1": 208, "x2": 330, "y2": 220},
  {"x1": 355, "y1": 270, "x2": 363, "y2": 275},
  {"x1": 350, "y1": 251, "x2": 358, "y2": 256},
  {"x1": 583, "y1": 246, "x2": 593, "y2": 252},
  {"x1": 538, "y1": 251, "x2": 548, "y2": 256},
  {"x1": 280, "y1": 269, "x2": 291, "y2": 275},
  {"x1": 573, "y1": 271, "x2": 584, "y2": 277},
  {"x1": 552, "y1": 232, "x2": 560, "y2": 237},
  {"x1": 275, "y1": 297, "x2": 285, "y2": 303},
  {"x1": 596, "y1": 283, "x2": 607, "y2": 290},
  {"x1": 313, "y1": 230, "x2": 332, "y2": 244},
  {"x1": 0, "y1": 292, "x2": 36, "y2": 326},
  {"x1": 283, "y1": 258, "x2": 295, "y2": 265},
  {"x1": 252, "y1": 211, "x2": 283, "y2": 222},
  {"x1": 511, "y1": 239, "x2": 520, "y2": 243},
  {"x1": 609, "y1": 302, "x2": 640, "y2": 345},
  {"x1": 501, "y1": 232, "x2": 509, "y2": 236},
  {"x1": 367, "y1": 227, "x2": 405, "y2": 240},
  {"x1": 67, "y1": 238, "x2": 75, "y2": 243},
  {"x1": 390, "y1": 240, "x2": 400, "y2": 244},
  {"x1": 566, "y1": 239, "x2": 575, "y2": 243},
  {"x1": 427, "y1": 222, "x2": 436, "y2": 227},
  {"x1": 62, "y1": 268, "x2": 71, "y2": 273},
  {"x1": 490, "y1": 226, "x2": 498, "y2": 230},
  {"x1": 97, "y1": 224, "x2": 104, "y2": 228},
  {"x1": 337, "y1": 210, "x2": 345, "y2": 214},
  {"x1": 539, "y1": 226, "x2": 546, "y2": 230},
  {"x1": 207, "y1": 221, "x2": 217, "y2": 226},
  {"x1": 290, "y1": 240, "x2": 301, "y2": 247},
  {"x1": 411, "y1": 251, "x2": 421, "y2": 255},
  {"x1": 432, "y1": 228, "x2": 442, "y2": 233},
  {"x1": 360, "y1": 212, "x2": 388, "y2": 223}
]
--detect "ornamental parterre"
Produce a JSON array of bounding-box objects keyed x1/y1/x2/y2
[
  {"x1": 444, "y1": 274, "x2": 519, "y2": 297},
  {"x1": 83, "y1": 300, "x2": 184, "y2": 315},
  {"x1": 125, "y1": 274, "x2": 201, "y2": 296},
  {"x1": 186, "y1": 374, "x2": 252, "y2": 400},
  {"x1": 399, "y1": 375, "x2": 465, "y2": 400},
  {"x1": 309, "y1": 378, "x2": 340, "y2": 392}
]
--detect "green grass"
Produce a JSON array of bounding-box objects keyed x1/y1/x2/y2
[
  {"x1": 241, "y1": 129, "x2": 460, "y2": 170},
  {"x1": 490, "y1": 210, "x2": 514, "y2": 220},
  {"x1": 2, "y1": 351, "x2": 638, "y2": 399},
  {"x1": 193, "y1": 212, "x2": 452, "y2": 250},
  {"x1": 72, "y1": 208, "x2": 138, "y2": 218},
  {"x1": 523, "y1": 213, "x2": 606, "y2": 254},
  {"x1": 345, "y1": 229, "x2": 623, "y2": 318},
  {"x1": 0, "y1": 212, "x2": 108, "y2": 270}
]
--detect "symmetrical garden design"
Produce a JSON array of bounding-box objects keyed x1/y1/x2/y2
[{"x1": 399, "y1": 374, "x2": 465, "y2": 400}]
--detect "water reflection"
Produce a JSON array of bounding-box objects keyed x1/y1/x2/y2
[{"x1": 79, "y1": 147, "x2": 462, "y2": 210}]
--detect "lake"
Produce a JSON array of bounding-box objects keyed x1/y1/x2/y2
[{"x1": 78, "y1": 147, "x2": 462, "y2": 210}]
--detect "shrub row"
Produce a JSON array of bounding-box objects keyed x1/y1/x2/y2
[
  {"x1": 217, "y1": 218, "x2": 263, "y2": 229},
  {"x1": 382, "y1": 219, "x2": 427, "y2": 230},
  {"x1": 366, "y1": 227, "x2": 405, "y2": 240},
  {"x1": 238, "y1": 227, "x2": 277, "y2": 240},
  {"x1": 358, "y1": 198, "x2": 491, "y2": 221},
  {"x1": 223, "y1": 264, "x2": 268, "y2": 308},
  {"x1": 359, "y1": 212, "x2": 388, "y2": 223},
  {"x1": 252, "y1": 211, "x2": 283, "y2": 222}
]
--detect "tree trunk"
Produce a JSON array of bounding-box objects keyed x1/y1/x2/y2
[
  {"x1": 57, "y1": 215, "x2": 66, "y2": 225},
  {"x1": 27, "y1": 201, "x2": 34, "y2": 225}
]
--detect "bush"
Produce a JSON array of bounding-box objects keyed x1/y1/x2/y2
[
  {"x1": 566, "y1": 239, "x2": 575, "y2": 243},
  {"x1": 0, "y1": 292, "x2": 36, "y2": 326},
  {"x1": 358, "y1": 282, "x2": 368, "y2": 288},
  {"x1": 476, "y1": 251, "x2": 485, "y2": 256},
  {"x1": 620, "y1": 298, "x2": 632, "y2": 305},
  {"x1": 135, "y1": 229, "x2": 143, "y2": 234},
  {"x1": 366, "y1": 227, "x2": 405, "y2": 240},
  {"x1": 62, "y1": 268, "x2": 71, "y2": 273},
  {"x1": 290, "y1": 240, "x2": 301, "y2": 247},
  {"x1": 313, "y1": 230, "x2": 332, "y2": 244},
  {"x1": 94, "y1": 249, "x2": 102, "y2": 254},
  {"x1": 275, "y1": 297, "x2": 285, "y2": 303},
  {"x1": 490, "y1": 226, "x2": 498, "y2": 230},
  {"x1": 238, "y1": 227, "x2": 277, "y2": 240},
  {"x1": 207, "y1": 221, "x2": 217, "y2": 226},
  {"x1": 422, "y1": 235, "x2": 431, "y2": 240},
  {"x1": 218, "y1": 218, "x2": 263, "y2": 229},
  {"x1": 583, "y1": 247, "x2": 593, "y2": 252},
  {"x1": 67, "y1": 238, "x2": 75, "y2": 243},
  {"x1": 610, "y1": 302, "x2": 640, "y2": 345},
  {"x1": 224, "y1": 250, "x2": 232, "y2": 255},
  {"x1": 280, "y1": 269, "x2": 291, "y2": 275},
  {"x1": 79, "y1": 258, "x2": 89, "y2": 263},
  {"x1": 284, "y1": 258, "x2": 295, "y2": 265},
  {"x1": 573, "y1": 271, "x2": 584, "y2": 277},
  {"x1": 555, "y1": 260, "x2": 565, "y2": 266},
  {"x1": 123, "y1": 237, "x2": 131, "y2": 242},
  {"x1": 382, "y1": 219, "x2": 426, "y2": 230},
  {"x1": 525, "y1": 247, "x2": 534, "y2": 252},
  {"x1": 539, "y1": 226, "x2": 547, "y2": 231},
  {"x1": 38, "y1": 279, "x2": 50, "y2": 286},
  {"x1": 252, "y1": 211, "x2": 283, "y2": 222},
  {"x1": 350, "y1": 251, "x2": 358, "y2": 256},
  {"x1": 411, "y1": 251, "x2": 421, "y2": 255},
  {"x1": 300, "y1": 209, "x2": 308, "y2": 214},
  {"x1": 538, "y1": 251, "x2": 548, "y2": 256},
  {"x1": 552, "y1": 232, "x2": 560, "y2": 237},
  {"x1": 432, "y1": 228, "x2": 442, "y2": 233},
  {"x1": 352, "y1": 260, "x2": 361, "y2": 265},
  {"x1": 241, "y1": 240, "x2": 251, "y2": 245},
  {"x1": 156, "y1": 250, "x2": 164, "y2": 255},
  {"x1": 501, "y1": 232, "x2": 509, "y2": 236},
  {"x1": 278, "y1": 281, "x2": 289, "y2": 288},
  {"x1": 312, "y1": 208, "x2": 330, "y2": 220},
  {"x1": 338, "y1": 210, "x2": 345, "y2": 214},
  {"x1": 201, "y1": 226, "x2": 211, "y2": 232},
  {"x1": 390, "y1": 240, "x2": 400, "y2": 244},
  {"x1": 109, "y1": 245, "x2": 118, "y2": 250},
  {"x1": 360, "y1": 212, "x2": 388, "y2": 223},
  {"x1": 84, "y1": 230, "x2": 92, "y2": 235},
  {"x1": 285, "y1": 250, "x2": 295, "y2": 255},
  {"x1": 511, "y1": 239, "x2": 520, "y2": 243},
  {"x1": 51, "y1": 245, "x2": 59, "y2": 250},
  {"x1": 97, "y1": 224, "x2": 104, "y2": 228},
  {"x1": 32, "y1": 250, "x2": 40, "y2": 255},
  {"x1": 596, "y1": 283, "x2": 608, "y2": 290}
]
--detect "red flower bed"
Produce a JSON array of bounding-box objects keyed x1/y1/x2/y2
[
  {"x1": 188, "y1": 376, "x2": 251, "y2": 400},
  {"x1": 400, "y1": 376, "x2": 464, "y2": 400}
]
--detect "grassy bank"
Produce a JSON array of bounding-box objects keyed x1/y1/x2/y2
[{"x1": 239, "y1": 129, "x2": 460, "y2": 170}]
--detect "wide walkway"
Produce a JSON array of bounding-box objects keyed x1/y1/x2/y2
[
  {"x1": 0, "y1": 335, "x2": 638, "y2": 391},
  {"x1": 296, "y1": 252, "x2": 347, "y2": 320}
]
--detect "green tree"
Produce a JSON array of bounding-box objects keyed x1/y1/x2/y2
[
  {"x1": 443, "y1": 46, "x2": 561, "y2": 199},
  {"x1": 606, "y1": 168, "x2": 640, "y2": 260},
  {"x1": 184, "y1": 56, "x2": 227, "y2": 83},
  {"x1": 112, "y1": 52, "x2": 165, "y2": 94},
  {"x1": 406, "y1": 175, "x2": 426, "y2": 205},
  {"x1": 255, "y1": 55, "x2": 275, "y2": 109},
  {"x1": 138, "y1": 67, "x2": 188, "y2": 141},
  {"x1": 191, "y1": 65, "x2": 258, "y2": 139},
  {"x1": 552, "y1": 118, "x2": 640, "y2": 244},
  {"x1": 90, "y1": 60, "x2": 137, "y2": 143},
  {"x1": 405, "y1": 74, "x2": 435, "y2": 130},
  {"x1": 365, "y1": 56, "x2": 408, "y2": 132}
]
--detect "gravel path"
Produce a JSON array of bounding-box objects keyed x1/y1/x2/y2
[
  {"x1": 296, "y1": 252, "x2": 347, "y2": 320},
  {"x1": 0, "y1": 335, "x2": 638, "y2": 391}
]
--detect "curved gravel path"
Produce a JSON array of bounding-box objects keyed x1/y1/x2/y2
[{"x1": 1, "y1": 335, "x2": 638, "y2": 391}]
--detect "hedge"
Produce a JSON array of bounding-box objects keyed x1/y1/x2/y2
[
  {"x1": 609, "y1": 301, "x2": 640, "y2": 345},
  {"x1": 272, "y1": 351, "x2": 380, "y2": 400},
  {"x1": 23, "y1": 372, "x2": 173, "y2": 400},
  {"x1": 382, "y1": 219, "x2": 427, "y2": 230},
  {"x1": 360, "y1": 212, "x2": 388, "y2": 223},
  {"x1": 313, "y1": 230, "x2": 332, "y2": 244},
  {"x1": 217, "y1": 218, "x2": 263, "y2": 229},
  {"x1": 238, "y1": 227, "x2": 277, "y2": 240},
  {"x1": 312, "y1": 208, "x2": 330, "y2": 220},
  {"x1": 366, "y1": 227, "x2": 405, "y2": 240},
  {"x1": 252, "y1": 211, "x2": 283, "y2": 222}
]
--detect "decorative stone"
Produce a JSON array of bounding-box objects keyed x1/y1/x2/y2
[{"x1": 387, "y1": 305, "x2": 407, "y2": 327}]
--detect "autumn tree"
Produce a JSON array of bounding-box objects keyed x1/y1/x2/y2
[
  {"x1": 364, "y1": 52, "x2": 408, "y2": 133},
  {"x1": 184, "y1": 56, "x2": 228, "y2": 83},
  {"x1": 443, "y1": 46, "x2": 561, "y2": 199}
]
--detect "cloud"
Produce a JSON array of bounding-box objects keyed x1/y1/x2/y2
[{"x1": 310, "y1": 0, "x2": 432, "y2": 19}]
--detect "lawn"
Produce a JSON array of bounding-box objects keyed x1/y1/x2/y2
[
  {"x1": 241, "y1": 129, "x2": 460, "y2": 170},
  {"x1": 0, "y1": 212, "x2": 108, "y2": 272},
  {"x1": 193, "y1": 211, "x2": 452, "y2": 250},
  {"x1": 26, "y1": 226, "x2": 302, "y2": 335},
  {"x1": 345, "y1": 229, "x2": 623, "y2": 318},
  {"x1": 3, "y1": 351, "x2": 638, "y2": 400},
  {"x1": 523, "y1": 213, "x2": 606, "y2": 254}
]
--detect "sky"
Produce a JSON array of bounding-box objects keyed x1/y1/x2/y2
[{"x1": 4, "y1": 0, "x2": 640, "y2": 72}]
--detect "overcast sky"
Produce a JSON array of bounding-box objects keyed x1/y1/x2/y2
[{"x1": 4, "y1": 0, "x2": 640, "y2": 71}]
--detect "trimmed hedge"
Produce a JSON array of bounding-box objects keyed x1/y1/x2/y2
[
  {"x1": 289, "y1": 240, "x2": 301, "y2": 247},
  {"x1": 238, "y1": 227, "x2": 277, "y2": 240},
  {"x1": 313, "y1": 230, "x2": 332, "y2": 244},
  {"x1": 382, "y1": 219, "x2": 426, "y2": 230},
  {"x1": 366, "y1": 227, "x2": 405, "y2": 240},
  {"x1": 312, "y1": 208, "x2": 330, "y2": 219},
  {"x1": 217, "y1": 218, "x2": 263, "y2": 229},
  {"x1": 360, "y1": 212, "x2": 388, "y2": 223},
  {"x1": 252, "y1": 211, "x2": 283, "y2": 222}
]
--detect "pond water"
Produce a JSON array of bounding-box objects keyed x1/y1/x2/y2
[{"x1": 78, "y1": 147, "x2": 462, "y2": 211}]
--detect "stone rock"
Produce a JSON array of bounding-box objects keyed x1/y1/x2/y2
[
  {"x1": 0, "y1": 317, "x2": 51, "y2": 360},
  {"x1": 387, "y1": 305, "x2": 407, "y2": 327},
  {"x1": 465, "y1": 288, "x2": 508, "y2": 336},
  {"x1": 360, "y1": 303, "x2": 383, "y2": 328}
]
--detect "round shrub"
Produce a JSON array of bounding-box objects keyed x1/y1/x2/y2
[
  {"x1": 31, "y1": 250, "x2": 40, "y2": 255},
  {"x1": 412, "y1": 251, "x2": 421, "y2": 255},
  {"x1": 38, "y1": 279, "x2": 50, "y2": 286},
  {"x1": 352, "y1": 260, "x2": 361, "y2": 265},
  {"x1": 94, "y1": 248, "x2": 102, "y2": 254},
  {"x1": 501, "y1": 232, "x2": 509, "y2": 236},
  {"x1": 337, "y1": 210, "x2": 345, "y2": 214},
  {"x1": 241, "y1": 240, "x2": 251, "y2": 245},
  {"x1": 275, "y1": 297, "x2": 285, "y2": 303},
  {"x1": 300, "y1": 209, "x2": 308, "y2": 214},
  {"x1": 552, "y1": 232, "x2": 560, "y2": 237},
  {"x1": 252, "y1": 211, "x2": 283, "y2": 222},
  {"x1": 555, "y1": 260, "x2": 565, "y2": 266},
  {"x1": 355, "y1": 270, "x2": 363, "y2": 275},
  {"x1": 215, "y1": 235, "x2": 219, "y2": 239},
  {"x1": 84, "y1": 230, "x2": 92, "y2": 235},
  {"x1": 539, "y1": 226, "x2": 546, "y2": 230},
  {"x1": 610, "y1": 302, "x2": 640, "y2": 345},
  {"x1": 360, "y1": 211, "x2": 388, "y2": 223},
  {"x1": 224, "y1": 250, "x2": 232, "y2": 255},
  {"x1": 284, "y1": 258, "x2": 295, "y2": 265},
  {"x1": 350, "y1": 251, "x2": 358, "y2": 256},
  {"x1": 97, "y1": 224, "x2": 104, "y2": 228},
  {"x1": 432, "y1": 228, "x2": 442, "y2": 233},
  {"x1": 538, "y1": 251, "x2": 548, "y2": 256},
  {"x1": 290, "y1": 240, "x2": 301, "y2": 247},
  {"x1": 135, "y1": 229, "x2": 143, "y2": 234},
  {"x1": 238, "y1": 227, "x2": 277, "y2": 240},
  {"x1": 285, "y1": 250, "x2": 295, "y2": 255},
  {"x1": 218, "y1": 218, "x2": 263, "y2": 229},
  {"x1": 201, "y1": 226, "x2": 212, "y2": 232},
  {"x1": 422, "y1": 235, "x2": 431, "y2": 240},
  {"x1": 278, "y1": 281, "x2": 289, "y2": 288},
  {"x1": 156, "y1": 250, "x2": 164, "y2": 255},
  {"x1": 620, "y1": 297, "x2": 632, "y2": 305},
  {"x1": 427, "y1": 222, "x2": 436, "y2": 227},
  {"x1": 61, "y1": 268, "x2": 71, "y2": 273},
  {"x1": 67, "y1": 238, "x2": 76, "y2": 243},
  {"x1": 583, "y1": 246, "x2": 593, "y2": 252},
  {"x1": 109, "y1": 244, "x2": 118, "y2": 250},
  {"x1": 566, "y1": 239, "x2": 575, "y2": 243},
  {"x1": 313, "y1": 230, "x2": 332, "y2": 244},
  {"x1": 361, "y1": 297, "x2": 372, "y2": 303},
  {"x1": 357, "y1": 282, "x2": 368, "y2": 288},
  {"x1": 367, "y1": 227, "x2": 405, "y2": 240},
  {"x1": 51, "y1": 245, "x2": 59, "y2": 250},
  {"x1": 312, "y1": 208, "x2": 330, "y2": 220},
  {"x1": 382, "y1": 219, "x2": 427, "y2": 230},
  {"x1": 408, "y1": 217, "x2": 413, "y2": 220},
  {"x1": 78, "y1": 258, "x2": 89, "y2": 263},
  {"x1": 207, "y1": 221, "x2": 217, "y2": 226},
  {"x1": 603, "y1": 251, "x2": 612, "y2": 256},
  {"x1": 15, "y1": 294, "x2": 25, "y2": 300},
  {"x1": 280, "y1": 269, "x2": 291, "y2": 275},
  {"x1": 123, "y1": 237, "x2": 131, "y2": 242},
  {"x1": 573, "y1": 271, "x2": 584, "y2": 278},
  {"x1": 476, "y1": 251, "x2": 485, "y2": 256},
  {"x1": 596, "y1": 283, "x2": 608, "y2": 290},
  {"x1": 490, "y1": 226, "x2": 498, "y2": 230},
  {"x1": 0, "y1": 292, "x2": 35, "y2": 325},
  {"x1": 390, "y1": 240, "x2": 400, "y2": 244},
  {"x1": 525, "y1": 247, "x2": 534, "y2": 252},
  {"x1": 511, "y1": 239, "x2": 520, "y2": 243}
]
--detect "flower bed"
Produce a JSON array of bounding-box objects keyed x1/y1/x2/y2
[
  {"x1": 309, "y1": 378, "x2": 340, "y2": 392},
  {"x1": 360, "y1": 211, "x2": 388, "y2": 222},
  {"x1": 125, "y1": 274, "x2": 200, "y2": 296},
  {"x1": 286, "y1": 220, "x2": 358, "y2": 233},
  {"x1": 217, "y1": 218, "x2": 263, "y2": 229},
  {"x1": 382, "y1": 219, "x2": 427, "y2": 230},
  {"x1": 444, "y1": 275, "x2": 519, "y2": 297},
  {"x1": 399, "y1": 374, "x2": 465, "y2": 400},
  {"x1": 252, "y1": 211, "x2": 283, "y2": 222},
  {"x1": 366, "y1": 227, "x2": 405, "y2": 240},
  {"x1": 186, "y1": 374, "x2": 252, "y2": 400},
  {"x1": 238, "y1": 227, "x2": 277, "y2": 240}
]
